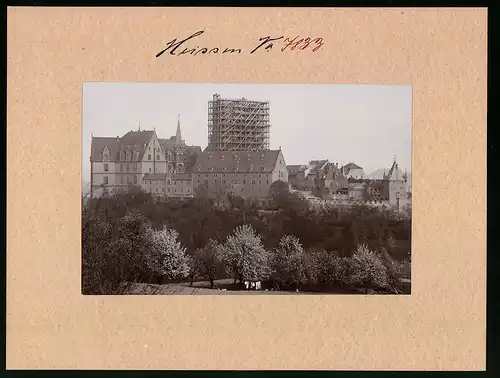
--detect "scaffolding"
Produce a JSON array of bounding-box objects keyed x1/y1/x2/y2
[{"x1": 207, "y1": 93, "x2": 270, "y2": 151}]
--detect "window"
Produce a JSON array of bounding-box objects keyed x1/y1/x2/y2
[
  {"x1": 267, "y1": 180, "x2": 269, "y2": 185},
  {"x1": 149, "y1": 168, "x2": 152, "y2": 172},
  {"x1": 104, "y1": 164, "x2": 108, "y2": 172},
  {"x1": 243, "y1": 180, "x2": 246, "y2": 184},
  {"x1": 103, "y1": 176, "x2": 108, "y2": 184},
  {"x1": 259, "y1": 180, "x2": 261, "y2": 185},
  {"x1": 120, "y1": 164, "x2": 123, "y2": 172},
  {"x1": 156, "y1": 188, "x2": 158, "y2": 193},
  {"x1": 162, "y1": 188, "x2": 164, "y2": 192},
  {"x1": 125, "y1": 164, "x2": 129, "y2": 172},
  {"x1": 134, "y1": 176, "x2": 137, "y2": 184},
  {"x1": 168, "y1": 188, "x2": 170, "y2": 193},
  {"x1": 181, "y1": 188, "x2": 184, "y2": 193},
  {"x1": 156, "y1": 155, "x2": 160, "y2": 161},
  {"x1": 148, "y1": 154, "x2": 152, "y2": 160}
]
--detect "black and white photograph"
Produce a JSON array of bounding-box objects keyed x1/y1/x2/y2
[{"x1": 82, "y1": 83, "x2": 412, "y2": 295}]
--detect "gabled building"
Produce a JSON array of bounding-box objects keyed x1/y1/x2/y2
[
  {"x1": 89, "y1": 117, "x2": 201, "y2": 198},
  {"x1": 192, "y1": 149, "x2": 288, "y2": 199},
  {"x1": 341, "y1": 162, "x2": 366, "y2": 179}
]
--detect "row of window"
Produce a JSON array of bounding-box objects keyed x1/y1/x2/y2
[
  {"x1": 102, "y1": 163, "x2": 184, "y2": 173},
  {"x1": 147, "y1": 153, "x2": 184, "y2": 161},
  {"x1": 102, "y1": 176, "x2": 138, "y2": 185},
  {"x1": 147, "y1": 187, "x2": 192, "y2": 194},
  {"x1": 197, "y1": 173, "x2": 269, "y2": 178}
]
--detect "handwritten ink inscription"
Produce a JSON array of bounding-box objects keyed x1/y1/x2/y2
[{"x1": 156, "y1": 31, "x2": 324, "y2": 57}]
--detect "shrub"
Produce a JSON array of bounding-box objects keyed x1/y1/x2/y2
[
  {"x1": 144, "y1": 226, "x2": 191, "y2": 281},
  {"x1": 330, "y1": 256, "x2": 353, "y2": 287},
  {"x1": 192, "y1": 239, "x2": 225, "y2": 288},
  {"x1": 349, "y1": 244, "x2": 388, "y2": 293},
  {"x1": 270, "y1": 235, "x2": 305, "y2": 290},
  {"x1": 218, "y1": 224, "x2": 270, "y2": 282}
]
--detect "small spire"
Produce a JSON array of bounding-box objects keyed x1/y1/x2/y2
[
  {"x1": 138, "y1": 121, "x2": 141, "y2": 131},
  {"x1": 176, "y1": 114, "x2": 182, "y2": 144},
  {"x1": 393, "y1": 154, "x2": 397, "y2": 163}
]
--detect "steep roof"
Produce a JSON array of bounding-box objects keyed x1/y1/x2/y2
[
  {"x1": 287, "y1": 165, "x2": 304, "y2": 175},
  {"x1": 91, "y1": 130, "x2": 155, "y2": 162},
  {"x1": 186, "y1": 145, "x2": 202, "y2": 155},
  {"x1": 90, "y1": 137, "x2": 120, "y2": 161},
  {"x1": 343, "y1": 162, "x2": 363, "y2": 170},
  {"x1": 387, "y1": 161, "x2": 404, "y2": 181},
  {"x1": 194, "y1": 150, "x2": 281, "y2": 173}
]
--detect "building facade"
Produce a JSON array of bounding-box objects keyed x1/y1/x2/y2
[
  {"x1": 192, "y1": 149, "x2": 288, "y2": 199},
  {"x1": 341, "y1": 162, "x2": 366, "y2": 179},
  {"x1": 90, "y1": 118, "x2": 201, "y2": 198},
  {"x1": 207, "y1": 94, "x2": 270, "y2": 151}
]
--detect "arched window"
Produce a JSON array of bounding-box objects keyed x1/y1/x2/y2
[
  {"x1": 148, "y1": 154, "x2": 152, "y2": 161},
  {"x1": 167, "y1": 153, "x2": 172, "y2": 161},
  {"x1": 177, "y1": 164, "x2": 184, "y2": 173},
  {"x1": 167, "y1": 164, "x2": 173, "y2": 173},
  {"x1": 156, "y1": 154, "x2": 160, "y2": 161}
]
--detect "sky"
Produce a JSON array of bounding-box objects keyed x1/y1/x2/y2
[{"x1": 82, "y1": 83, "x2": 412, "y2": 182}]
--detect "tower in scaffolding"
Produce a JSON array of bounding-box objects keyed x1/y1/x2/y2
[{"x1": 207, "y1": 93, "x2": 270, "y2": 151}]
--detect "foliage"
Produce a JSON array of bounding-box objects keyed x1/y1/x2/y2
[
  {"x1": 270, "y1": 235, "x2": 306, "y2": 288},
  {"x1": 218, "y1": 224, "x2": 270, "y2": 282},
  {"x1": 144, "y1": 226, "x2": 191, "y2": 280},
  {"x1": 82, "y1": 209, "x2": 151, "y2": 294},
  {"x1": 349, "y1": 245, "x2": 388, "y2": 293},
  {"x1": 192, "y1": 239, "x2": 225, "y2": 288},
  {"x1": 82, "y1": 188, "x2": 411, "y2": 294}
]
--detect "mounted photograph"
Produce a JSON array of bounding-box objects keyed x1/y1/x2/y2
[{"x1": 82, "y1": 83, "x2": 412, "y2": 295}]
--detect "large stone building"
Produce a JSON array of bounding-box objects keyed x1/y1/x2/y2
[
  {"x1": 89, "y1": 118, "x2": 201, "y2": 198},
  {"x1": 192, "y1": 149, "x2": 288, "y2": 199}
]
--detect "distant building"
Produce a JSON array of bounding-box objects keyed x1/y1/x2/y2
[
  {"x1": 341, "y1": 162, "x2": 366, "y2": 179},
  {"x1": 168, "y1": 173, "x2": 194, "y2": 198},
  {"x1": 346, "y1": 159, "x2": 408, "y2": 209},
  {"x1": 192, "y1": 149, "x2": 288, "y2": 199},
  {"x1": 159, "y1": 116, "x2": 202, "y2": 174},
  {"x1": 142, "y1": 173, "x2": 168, "y2": 197},
  {"x1": 287, "y1": 159, "x2": 329, "y2": 191},
  {"x1": 89, "y1": 117, "x2": 201, "y2": 198}
]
